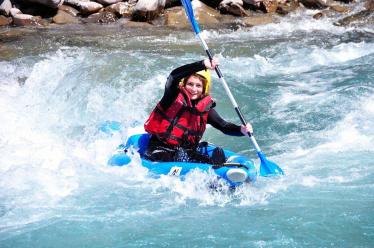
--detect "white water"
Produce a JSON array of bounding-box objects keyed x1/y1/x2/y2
[{"x1": 1, "y1": 8, "x2": 374, "y2": 247}]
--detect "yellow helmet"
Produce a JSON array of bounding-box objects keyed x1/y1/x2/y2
[
  {"x1": 180, "y1": 69, "x2": 212, "y2": 95},
  {"x1": 196, "y1": 69, "x2": 211, "y2": 94}
]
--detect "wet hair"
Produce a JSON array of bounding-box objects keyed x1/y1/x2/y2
[{"x1": 182, "y1": 73, "x2": 208, "y2": 95}]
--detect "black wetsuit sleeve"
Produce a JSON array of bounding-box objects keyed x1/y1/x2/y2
[
  {"x1": 207, "y1": 109, "x2": 244, "y2": 136},
  {"x1": 159, "y1": 60, "x2": 206, "y2": 109}
]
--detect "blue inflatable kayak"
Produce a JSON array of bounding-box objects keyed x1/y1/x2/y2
[{"x1": 108, "y1": 133, "x2": 257, "y2": 187}]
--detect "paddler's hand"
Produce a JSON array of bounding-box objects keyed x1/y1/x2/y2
[
  {"x1": 241, "y1": 123, "x2": 253, "y2": 136},
  {"x1": 204, "y1": 57, "x2": 219, "y2": 70}
]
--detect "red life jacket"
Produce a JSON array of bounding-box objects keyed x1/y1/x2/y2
[{"x1": 144, "y1": 87, "x2": 215, "y2": 147}]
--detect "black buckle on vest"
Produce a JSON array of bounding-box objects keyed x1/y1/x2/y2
[{"x1": 198, "y1": 141, "x2": 209, "y2": 155}]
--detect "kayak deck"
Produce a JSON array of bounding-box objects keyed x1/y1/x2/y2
[{"x1": 109, "y1": 133, "x2": 257, "y2": 187}]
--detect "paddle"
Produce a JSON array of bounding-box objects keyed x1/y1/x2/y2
[{"x1": 181, "y1": 0, "x2": 284, "y2": 176}]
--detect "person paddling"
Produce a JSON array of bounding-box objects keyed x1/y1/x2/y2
[{"x1": 144, "y1": 58, "x2": 253, "y2": 163}]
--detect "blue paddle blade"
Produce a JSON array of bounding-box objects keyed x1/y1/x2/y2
[
  {"x1": 258, "y1": 151, "x2": 284, "y2": 176},
  {"x1": 181, "y1": 0, "x2": 201, "y2": 34}
]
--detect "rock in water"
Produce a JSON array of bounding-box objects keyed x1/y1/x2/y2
[
  {"x1": 27, "y1": 0, "x2": 64, "y2": 8},
  {"x1": 53, "y1": 9, "x2": 80, "y2": 24},
  {"x1": 0, "y1": 0, "x2": 12, "y2": 16},
  {"x1": 132, "y1": 0, "x2": 166, "y2": 22}
]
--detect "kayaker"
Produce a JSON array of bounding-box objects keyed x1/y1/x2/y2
[{"x1": 144, "y1": 58, "x2": 253, "y2": 163}]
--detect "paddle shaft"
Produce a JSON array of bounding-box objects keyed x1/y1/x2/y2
[
  {"x1": 196, "y1": 33, "x2": 262, "y2": 153},
  {"x1": 181, "y1": 0, "x2": 283, "y2": 175}
]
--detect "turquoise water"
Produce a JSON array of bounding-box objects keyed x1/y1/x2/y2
[{"x1": 1, "y1": 9, "x2": 374, "y2": 248}]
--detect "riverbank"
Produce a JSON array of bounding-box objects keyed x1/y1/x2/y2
[{"x1": 0, "y1": 0, "x2": 373, "y2": 31}]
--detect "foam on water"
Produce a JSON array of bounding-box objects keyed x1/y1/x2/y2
[
  {"x1": 271, "y1": 87, "x2": 374, "y2": 192},
  {"x1": 221, "y1": 41, "x2": 374, "y2": 81},
  {"x1": 0, "y1": 46, "x2": 273, "y2": 240},
  {"x1": 315, "y1": 93, "x2": 374, "y2": 152},
  {"x1": 1, "y1": 13, "x2": 374, "y2": 246}
]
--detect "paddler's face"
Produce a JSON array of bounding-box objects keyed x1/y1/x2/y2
[{"x1": 185, "y1": 75, "x2": 204, "y2": 100}]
